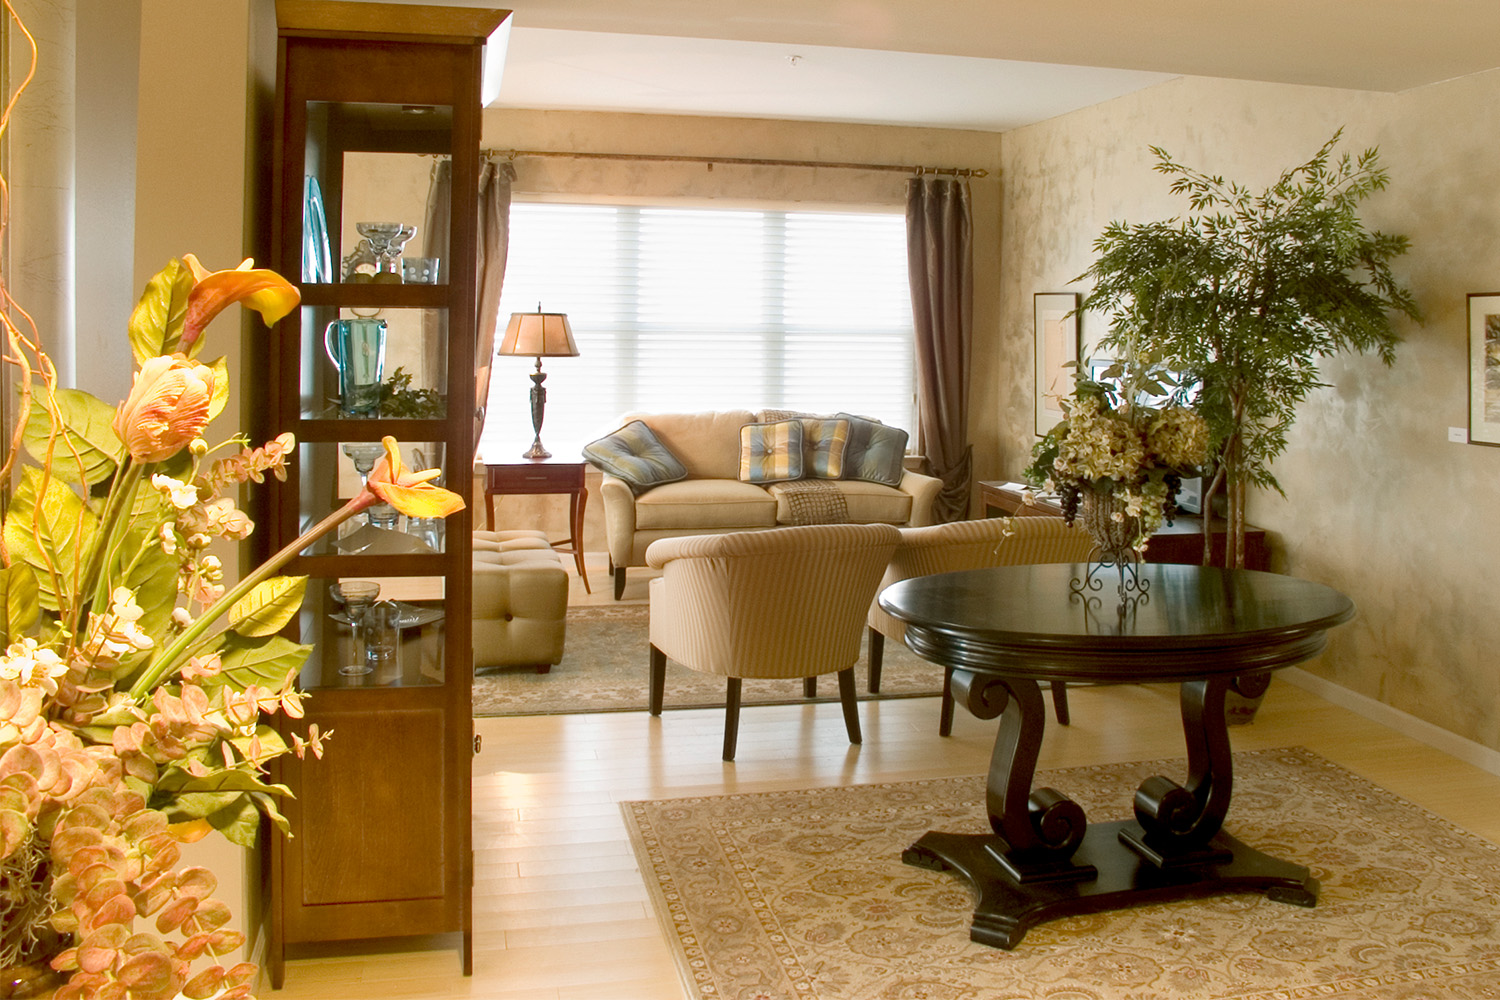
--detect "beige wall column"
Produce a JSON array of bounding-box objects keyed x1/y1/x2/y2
[
  {"x1": 7, "y1": 0, "x2": 76, "y2": 381},
  {"x1": 133, "y1": 0, "x2": 273, "y2": 968}
]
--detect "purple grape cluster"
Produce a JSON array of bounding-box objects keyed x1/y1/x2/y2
[
  {"x1": 1058, "y1": 481, "x2": 1083, "y2": 524},
  {"x1": 1162, "y1": 472, "x2": 1182, "y2": 525}
]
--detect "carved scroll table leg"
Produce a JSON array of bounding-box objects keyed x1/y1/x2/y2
[
  {"x1": 904, "y1": 672, "x2": 1318, "y2": 950},
  {"x1": 902, "y1": 671, "x2": 1095, "y2": 948},
  {"x1": 1118, "y1": 675, "x2": 1319, "y2": 904}
]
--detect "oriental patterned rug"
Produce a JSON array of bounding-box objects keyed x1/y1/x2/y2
[
  {"x1": 471, "y1": 604, "x2": 944, "y2": 717},
  {"x1": 622, "y1": 747, "x2": 1500, "y2": 1000}
]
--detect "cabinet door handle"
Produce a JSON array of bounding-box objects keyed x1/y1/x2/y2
[{"x1": 472, "y1": 733, "x2": 482, "y2": 755}]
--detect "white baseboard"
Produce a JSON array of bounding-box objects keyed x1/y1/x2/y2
[{"x1": 1280, "y1": 667, "x2": 1500, "y2": 777}]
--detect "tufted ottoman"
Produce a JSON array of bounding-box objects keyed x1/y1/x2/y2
[{"x1": 472, "y1": 529, "x2": 568, "y2": 673}]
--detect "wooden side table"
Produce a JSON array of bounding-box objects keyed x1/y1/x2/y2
[
  {"x1": 978, "y1": 480, "x2": 1270, "y2": 571},
  {"x1": 484, "y1": 459, "x2": 590, "y2": 592}
]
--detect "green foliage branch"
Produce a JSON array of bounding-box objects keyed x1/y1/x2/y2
[{"x1": 1077, "y1": 129, "x2": 1420, "y2": 566}]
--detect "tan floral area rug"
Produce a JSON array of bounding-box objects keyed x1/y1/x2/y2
[
  {"x1": 623, "y1": 747, "x2": 1500, "y2": 1000},
  {"x1": 472, "y1": 604, "x2": 943, "y2": 717}
]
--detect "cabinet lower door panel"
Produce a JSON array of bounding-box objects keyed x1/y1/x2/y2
[{"x1": 279, "y1": 698, "x2": 455, "y2": 942}]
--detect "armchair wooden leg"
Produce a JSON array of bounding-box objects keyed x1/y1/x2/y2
[
  {"x1": 649, "y1": 644, "x2": 666, "y2": 715},
  {"x1": 938, "y1": 667, "x2": 955, "y2": 737},
  {"x1": 613, "y1": 566, "x2": 628, "y2": 601},
  {"x1": 867, "y1": 628, "x2": 885, "y2": 693},
  {"x1": 723, "y1": 678, "x2": 742, "y2": 761},
  {"x1": 803, "y1": 677, "x2": 817, "y2": 698},
  {"x1": 837, "y1": 668, "x2": 862, "y2": 746},
  {"x1": 1050, "y1": 681, "x2": 1071, "y2": 725}
]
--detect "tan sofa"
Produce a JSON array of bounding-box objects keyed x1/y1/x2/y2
[{"x1": 596, "y1": 410, "x2": 942, "y2": 599}]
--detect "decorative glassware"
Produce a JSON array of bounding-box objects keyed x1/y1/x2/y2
[
  {"x1": 302, "y1": 176, "x2": 332, "y2": 283},
  {"x1": 331, "y1": 580, "x2": 380, "y2": 677},
  {"x1": 363, "y1": 599, "x2": 401, "y2": 675},
  {"x1": 355, "y1": 221, "x2": 417, "y2": 283},
  {"x1": 324, "y1": 318, "x2": 387, "y2": 416},
  {"x1": 401, "y1": 256, "x2": 440, "y2": 284}
]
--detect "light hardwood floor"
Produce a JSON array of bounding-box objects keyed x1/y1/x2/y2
[{"x1": 268, "y1": 552, "x2": 1500, "y2": 998}]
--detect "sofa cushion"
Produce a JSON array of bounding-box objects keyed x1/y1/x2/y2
[
  {"x1": 739, "y1": 420, "x2": 804, "y2": 483},
  {"x1": 620, "y1": 410, "x2": 755, "y2": 480},
  {"x1": 634, "y1": 478, "x2": 779, "y2": 530},
  {"x1": 582, "y1": 420, "x2": 689, "y2": 494},
  {"x1": 770, "y1": 478, "x2": 913, "y2": 525},
  {"x1": 839, "y1": 412, "x2": 908, "y2": 487}
]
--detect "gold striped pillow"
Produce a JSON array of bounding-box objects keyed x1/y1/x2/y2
[
  {"x1": 739, "y1": 420, "x2": 804, "y2": 483},
  {"x1": 801, "y1": 417, "x2": 850, "y2": 479}
]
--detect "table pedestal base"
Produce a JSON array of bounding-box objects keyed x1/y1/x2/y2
[{"x1": 903, "y1": 819, "x2": 1318, "y2": 949}]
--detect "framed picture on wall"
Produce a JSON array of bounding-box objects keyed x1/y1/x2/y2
[
  {"x1": 1034, "y1": 292, "x2": 1080, "y2": 436},
  {"x1": 1468, "y1": 292, "x2": 1500, "y2": 445}
]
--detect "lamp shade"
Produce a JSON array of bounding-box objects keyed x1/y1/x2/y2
[{"x1": 498, "y1": 310, "x2": 578, "y2": 359}]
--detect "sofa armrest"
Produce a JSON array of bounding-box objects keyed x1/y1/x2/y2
[
  {"x1": 598, "y1": 473, "x2": 639, "y2": 566},
  {"x1": 898, "y1": 469, "x2": 943, "y2": 527}
]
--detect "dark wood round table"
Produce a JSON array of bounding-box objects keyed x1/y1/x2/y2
[{"x1": 878, "y1": 562, "x2": 1355, "y2": 949}]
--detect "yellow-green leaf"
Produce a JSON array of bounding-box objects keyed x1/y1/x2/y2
[
  {"x1": 214, "y1": 634, "x2": 311, "y2": 690},
  {"x1": 21, "y1": 388, "x2": 123, "y2": 487},
  {"x1": 127, "y1": 258, "x2": 193, "y2": 365},
  {"x1": 119, "y1": 507, "x2": 181, "y2": 650},
  {"x1": 2, "y1": 467, "x2": 99, "y2": 613},
  {"x1": 228, "y1": 576, "x2": 306, "y2": 638},
  {"x1": 0, "y1": 564, "x2": 41, "y2": 640},
  {"x1": 209, "y1": 794, "x2": 265, "y2": 846}
]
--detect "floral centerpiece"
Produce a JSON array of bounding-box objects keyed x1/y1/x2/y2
[
  {"x1": 0, "y1": 255, "x2": 464, "y2": 1000},
  {"x1": 1024, "y1": 355, "x2": 1210, "y2": 571}
]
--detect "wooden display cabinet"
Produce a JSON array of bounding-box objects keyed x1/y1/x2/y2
[{"x1": 261, "y1": 2, "x2": 510, "y2": 986}]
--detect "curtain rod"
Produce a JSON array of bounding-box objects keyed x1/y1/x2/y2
[{"x1": 484, "y1": 147, "x2": 988, "y2": 179}]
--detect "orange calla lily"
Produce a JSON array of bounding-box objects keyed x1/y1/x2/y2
[
  {"x1": 180, "y1": 254, "x2": 300, "y2": 352},
  {"x1": 362, "y1": 436, "x2": 466, "y2": 518}
]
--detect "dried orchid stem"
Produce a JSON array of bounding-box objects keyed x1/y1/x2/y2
[{"x1": 0, "y1": 0, "x2": 40, "y2": 494}]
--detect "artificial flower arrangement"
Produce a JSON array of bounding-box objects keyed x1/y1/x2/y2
[
  {"x1": 0, "y1": 255, "x2": 464, "y2": 999},
  {"x1": 1024, "y1": 355, "x2": 1210, "y2": 557}
]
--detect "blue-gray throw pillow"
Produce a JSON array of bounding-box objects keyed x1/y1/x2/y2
[
  {"x1": 838, "y1": 412, "x2": 908, "y2": 486},
  {"x1": 582, "y1": 420, "x2": 688, "y2": 495}
]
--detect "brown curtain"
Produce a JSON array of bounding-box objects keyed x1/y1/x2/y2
[
  {"x1": 907, "y1": 176, "x2": 974, "y2": 523},
  {"x1": 424, "y1": 157, "x2": 515, "y2": 461}
]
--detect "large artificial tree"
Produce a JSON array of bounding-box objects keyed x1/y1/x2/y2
[{"x1": 1078, "y1": 130, "x2": 1420, "y2": 567}]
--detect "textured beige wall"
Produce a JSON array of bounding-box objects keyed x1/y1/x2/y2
[
  {"x1": 483, "y1": 110, "x2": 1006, "y2": 516},
  {"x1": 1000, "y1": 73, "x2": 1500, "y2": 751},
  {"x1": 132, "y1": 0, "x2": 270, "y2": 965}
]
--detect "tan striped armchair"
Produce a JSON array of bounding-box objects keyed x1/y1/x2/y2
[
  {"x1": 868, "y1": 516, "x2": 1097, "y2": 735},
  {"x1": 646, "y1": 523, "x2": 901, "y2": 761}
]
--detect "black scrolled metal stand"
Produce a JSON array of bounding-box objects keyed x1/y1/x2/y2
[{"x1": 1071, "y1": 551, "x2": 1150, "y2": 621}]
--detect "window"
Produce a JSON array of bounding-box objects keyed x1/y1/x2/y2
[{"x1": 480, "y1": 202, "x2": 914, "y2": 460}]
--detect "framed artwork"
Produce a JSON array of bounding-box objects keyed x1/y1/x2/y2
[
  {"x1": 1034, "y1": 292, "x2": 1080, "y2": 435},
  {"x1": 1468, "y1": 293, "x2": 1500, "y2": 445}
]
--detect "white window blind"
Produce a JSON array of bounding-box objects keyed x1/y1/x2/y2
[{"x1": 480, "y1": 202, "x2": 915, "y2": 461}]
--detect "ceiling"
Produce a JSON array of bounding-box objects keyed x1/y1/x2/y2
[{"x1": 381, "y1": 0, "x2": 1500, "y2": 132}]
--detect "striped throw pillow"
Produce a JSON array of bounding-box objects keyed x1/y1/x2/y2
[
  {"x1": 801, "y1": 417, "x2": 851, "y2": 479},
  {"x1": 739, "y1": 420, "x2": 804, "y2": 483}
]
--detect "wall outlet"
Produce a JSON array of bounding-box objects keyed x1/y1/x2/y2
[{"x1": 1449, "y1": 426, "x2": 1468, "y2": 443}]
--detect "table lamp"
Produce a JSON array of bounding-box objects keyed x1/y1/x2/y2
[{"x1": 497, "y1": 304, "x2": 579, "y2": 459}]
